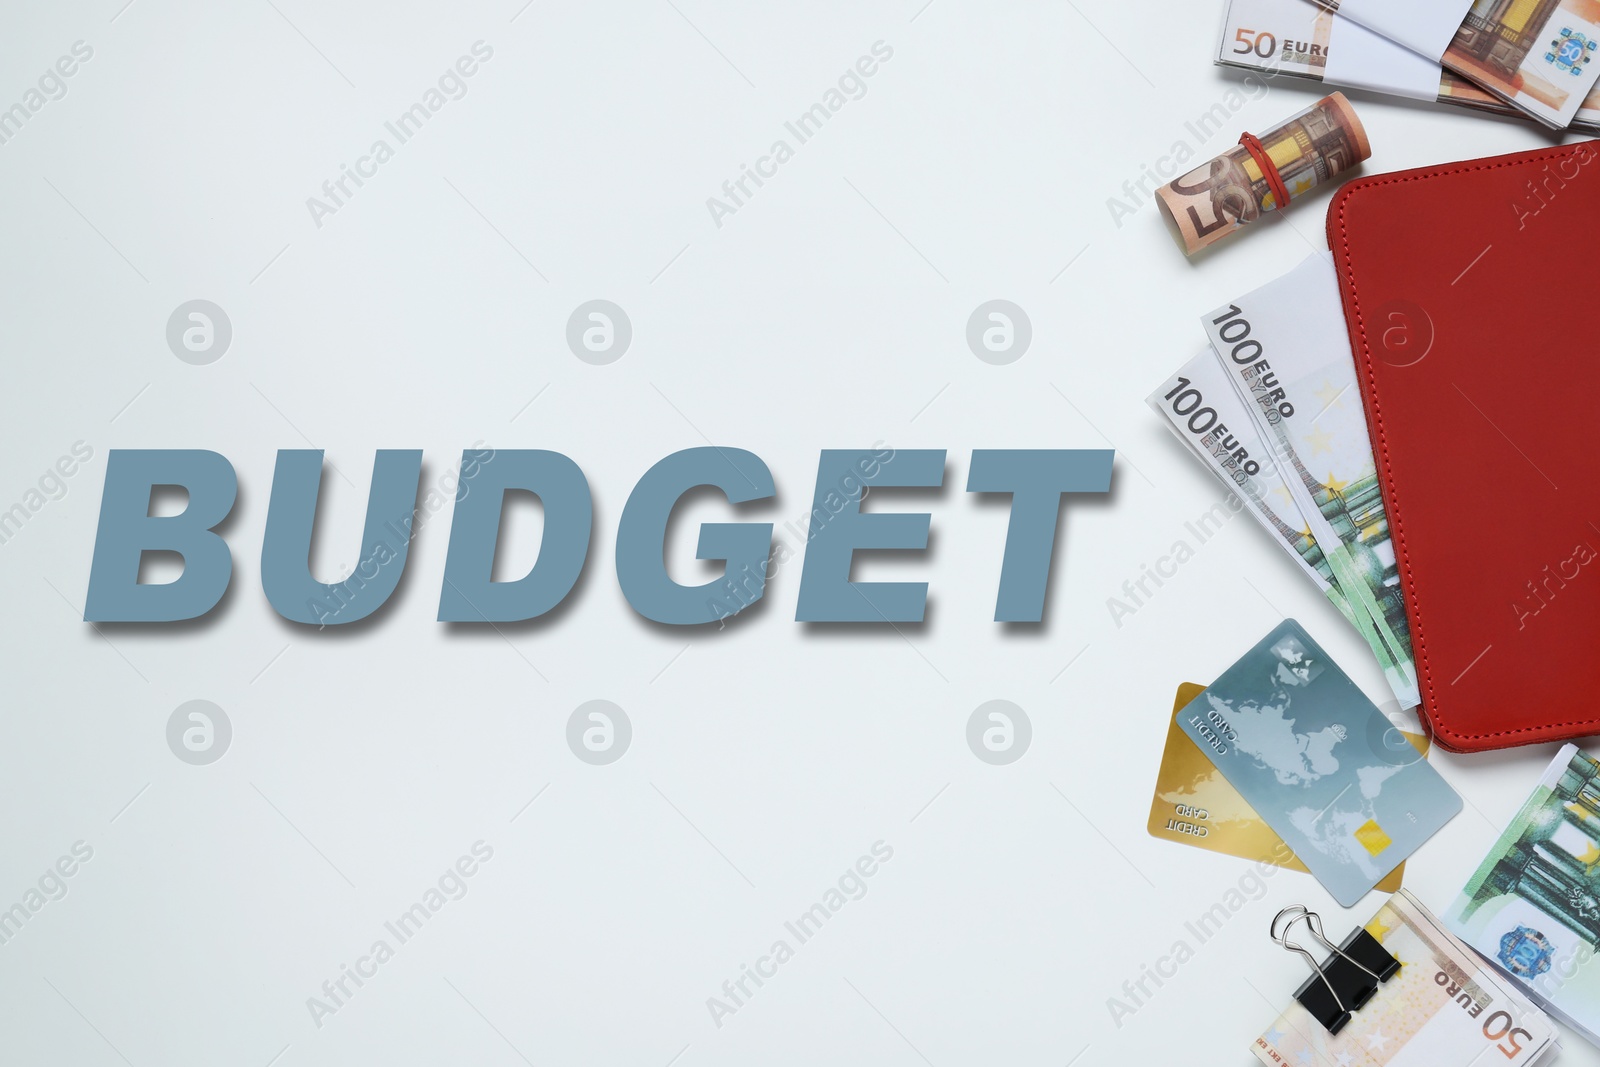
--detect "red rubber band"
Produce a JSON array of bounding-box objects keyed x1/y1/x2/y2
[{"x1": 1239, "y1": 131, "x2": 1292, "y2": 212}]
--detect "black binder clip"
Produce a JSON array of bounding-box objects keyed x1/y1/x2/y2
[{"x1": 1270, "y1": 905, "x2": 1401, "y2": 1035}]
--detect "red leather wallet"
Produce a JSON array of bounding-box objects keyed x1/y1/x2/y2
[{"x1": 1327, "y1": 141, "x2": 1600, "y2": 752}]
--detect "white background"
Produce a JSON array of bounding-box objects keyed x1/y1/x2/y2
[{"x1": 0, "y1": 1, "x2": 1589, "y2": 1064}]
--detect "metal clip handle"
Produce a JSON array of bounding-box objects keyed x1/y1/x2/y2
[{"x1": 1270, "y1": 905, "x2": 1388, "y2": 1014}]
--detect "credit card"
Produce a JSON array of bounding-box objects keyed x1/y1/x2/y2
[
  {"x1": 1176, "y1": 620, "x2": 1461, "y2": 906},
  {"x1": 1148, "y1": 681, "x2": 1419, "y2": 893}
]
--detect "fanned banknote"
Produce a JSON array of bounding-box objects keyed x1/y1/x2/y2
[
  {"x1": 1217, "y1": 0, "x2": 1600, "y2": 132},
  {"x1": 1154, "y1": 92, "x2": 1369, "y2": 254},
  {"x1": 1446, "y1": 744, "x2": 1600, "y2": 1047},
  {"x1": 1254, "y1": 889, "x2": 1558, "y2": 1066},
  {"x1": 1313, "y1": 0, "x2": 1600, "y2": 128},
  {"x1": 1147, "y1": 350, "x2": 1350, "y2": 615},
  {"x1": 1203, "y1": 253, "x2": 1419, "y2": 709}
]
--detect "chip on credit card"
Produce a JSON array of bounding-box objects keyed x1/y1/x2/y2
[
  {"x1": 1148, "y1": 681, "x2": 1419, "y2": 893},
  {"x1": 1175, "y1": 620, "x2": 1461, "y2": 907}
]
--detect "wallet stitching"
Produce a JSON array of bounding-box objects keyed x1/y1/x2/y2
[{"x1": 1332, "y1": 144, "x2": 1596, "y2": 744}]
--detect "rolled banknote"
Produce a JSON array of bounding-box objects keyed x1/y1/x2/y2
[
  {"x1": 1217, "y1": 0, "x2": 1600, "y2": 132},
  {"x1": 1154, "y1": 92, "x2": 1370, "y2": 255},
  {"x1": 1254, "y1": 889, "x2": 1558, "y2": 1066}
]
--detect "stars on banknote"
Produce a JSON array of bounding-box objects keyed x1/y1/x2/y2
[
  {"x1": 1365, "y1": 1030, "x2": 1388, "y2": 1051},
  {"x1": 1303, "y1": 424, "x2": 1334, "y2": 455},
  {"x1": 1196, "y1": 256, "x2": 1420, "y2": 708},
  {"x1": 1578, "y1": 840, "x2": 1600, "y2": 869}
]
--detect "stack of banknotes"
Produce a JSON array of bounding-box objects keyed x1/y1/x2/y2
[
  {"x1": 1219, "y1": 0, "x2": 1600, "y2": 133},
  {"x1": 1446, "y1": 744, "x2": 1600, "y2": 1047},
  {"x1": 1146, "y1": 252, "x2": 1419, "y2": 713},
  {"x1": 1255, "y1": 890, "x2": 1559, "y2": 1065}
]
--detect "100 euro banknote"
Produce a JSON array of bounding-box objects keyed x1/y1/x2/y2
[
  {"x1": 1148, "y1": 349, "x2": 1352, "y2": 624},
  {"x1": 1203, "y1": 253, "x2": 1418, "y2": 709}
]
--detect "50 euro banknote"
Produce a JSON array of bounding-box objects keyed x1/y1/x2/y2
[
  {"x1": 1253, "y1": 889, "x2": 1558, "y2": 1066},
  {"x1": 1154, "y1": 92, "x2": 1369, "y2": 254},
  {"x1": 1312, "y1": 0, "x2": 1600, "y2": 129},
  {"x1": 1217, "y1": 0, "x2": 1600, "y2": 133}
]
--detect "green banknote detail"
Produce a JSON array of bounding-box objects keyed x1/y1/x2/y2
[
  {"x1": 1447, "y1": 744, "x2": 1600, "y2": 1046},
  {"x1": 1205, "y1": 254, "x2": 1419, "y2": 708}
]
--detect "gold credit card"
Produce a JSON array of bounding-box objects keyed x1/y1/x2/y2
[{"x1": 1147, "y1": 682, "x2": 1428, "y2": 892}]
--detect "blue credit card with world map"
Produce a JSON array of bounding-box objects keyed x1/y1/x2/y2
[{"x1": 1177, "y1": 620, "x2": 1461, "y2": 906}]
